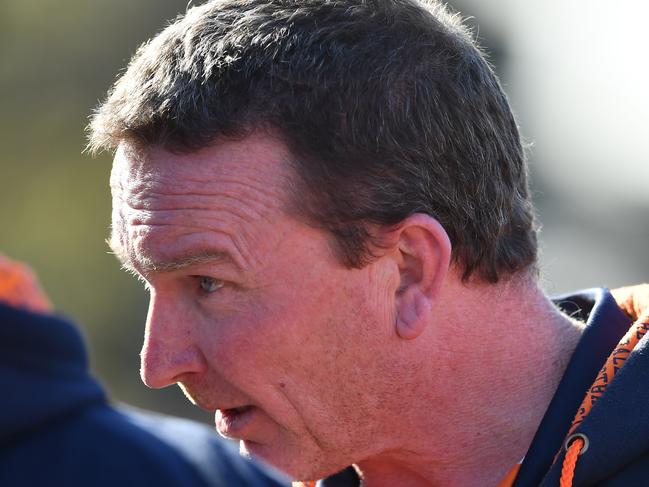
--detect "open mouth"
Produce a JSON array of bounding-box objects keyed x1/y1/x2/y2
[
  {"x1": 215, "y1": 406, "x2": 255, "y2": 438},
  {"x1": 227, "y1": 405, "x2": 252, "y2": 415}
]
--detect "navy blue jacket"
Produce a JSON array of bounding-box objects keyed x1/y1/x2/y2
[
  {"x1": 319, "y1": 289, "x2": 649, "y2": 486},
  {"x1": 0, "y1": 303, "x2": 289, "y2": 487},
  {"x1": 517, "y1": 288, "x2": 649, "y2": 486}
]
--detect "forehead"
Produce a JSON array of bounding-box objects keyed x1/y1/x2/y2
[
  {"x1": 109, "y1": 134, "x2": 296, "y2": 272},
  {"x1": 110, "y1": 134, "x2": 293, "y2": 193}
]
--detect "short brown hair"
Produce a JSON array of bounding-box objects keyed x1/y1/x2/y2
[{"x1": 89, "y1": 0, "x2": 538, "y2": 282}]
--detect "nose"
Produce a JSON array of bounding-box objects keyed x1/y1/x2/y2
[{"x1": 140, "y1": 291, "x2": 207, "y2": 389}]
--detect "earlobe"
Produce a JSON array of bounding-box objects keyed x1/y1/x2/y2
[
  {"x1": 396, "y1": 287, "x2": 432, "y2": 339},
  {"x1": 391, "y1": 214, "x2": 451, "y2": 340}
]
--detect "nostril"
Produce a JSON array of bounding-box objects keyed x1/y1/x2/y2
[
  {"x1": 141, "y1": 297, "x2": 206, "y2": 388},
  {"x1": 140, "y1": 340, "x2": 207, "y2": 389},
  {"x1": 139, "y1": 343, "x2": 167, "y2": 389},
  {"x1": 139, "y1": 337, "x2": 174, "y2": 389}
]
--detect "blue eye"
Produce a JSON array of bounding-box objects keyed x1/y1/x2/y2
[{"x1": 198, "y1": 276, "x2": 224, "y2": 294}]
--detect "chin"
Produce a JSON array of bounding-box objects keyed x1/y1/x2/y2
[{"x1": 241, "y1": 439, "x2": 344, "y2": 481}]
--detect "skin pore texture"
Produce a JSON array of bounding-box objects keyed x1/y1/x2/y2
[{"x1": 109, "y1": 132, "x2": 584, "y2": 486}]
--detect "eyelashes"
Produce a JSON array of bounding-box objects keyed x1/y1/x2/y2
[{"x1": 196, "y1": 275, "x2": 225, "y2": 294}]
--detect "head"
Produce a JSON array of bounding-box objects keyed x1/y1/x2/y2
[{"x1": 90, "y1": 0, "x2": 538, "y2": 479}]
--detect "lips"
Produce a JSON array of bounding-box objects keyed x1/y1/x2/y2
[{"x1": 215, "y1": 405, "x2": 256, "y2": 438}]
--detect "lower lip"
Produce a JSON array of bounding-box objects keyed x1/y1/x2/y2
[{"x1": 215, "y1": 406, "x2": 256, "y2": 438}]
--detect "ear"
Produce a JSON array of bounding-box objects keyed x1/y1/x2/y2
[{"x1": 390, "y1": 214, "x2": 451, "y2": 340}]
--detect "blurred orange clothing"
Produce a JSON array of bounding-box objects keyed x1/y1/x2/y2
[{"x1": 0, "y1": 254, "x2": 52, "y2": 313}]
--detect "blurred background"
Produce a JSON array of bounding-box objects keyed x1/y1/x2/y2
[{"x1": 1, "y1": 0, "x2": 647, "y2": 423}]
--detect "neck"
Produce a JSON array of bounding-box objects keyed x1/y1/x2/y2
[{"x1": 356, "y1": 272, "x2": 584, "y2": 487}]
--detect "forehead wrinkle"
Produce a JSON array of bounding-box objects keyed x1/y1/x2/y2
[
  {"x1": 111, "y1": 200, "x2": 260, "y2": 276},
  {"x1": 111, "y1": 137, "x2": 299, "y2": 275},
  {"x1": 115, "y1": 206, "x2": 266, "y2": 272},
  {"x1": 112, "y1": 141, "x2": 297, "y2": 226},
  {"x1": 121, "y1": 194, "x2": 275, "y2": 226},
  {"x1": 115, "y1": 172, "x2": 288, "y2": 230},
  {"x1": 114, "y1": 143, "x2": 293, "y2": 197},
  {"x1": 145, "y1": 174, "x2": 288, "y2": 200},
  {"x1": 114, "y1": 184, "x2": 283, "y2": 273},
  {"x1": 120, "y1": 183, "x2": 281, "y2": 208}
]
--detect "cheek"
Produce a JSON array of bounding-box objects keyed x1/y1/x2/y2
[
  {"x1": 197, "y1": 282, "x2": 341, "y2": 395},
  {"x1": 265, "y1": 276, "x2": 389, "y2": 409},
  {"x1": 198, "y1": 260, "x2": 395, "y2": 407},
  {"x1": 193, "y1": 292, "x2": 304, "y2": 395},
  {"x1": 196, "y1": 306, "x2": 268, "y2": 368}
]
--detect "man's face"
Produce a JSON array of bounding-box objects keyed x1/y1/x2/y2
[{"x1": 109, "y1": 134, "x2": 408, "y2": 479}]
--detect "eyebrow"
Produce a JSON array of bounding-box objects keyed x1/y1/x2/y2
[{"x1": 107, "y1": 238, "x2": 237, "y2": 274}]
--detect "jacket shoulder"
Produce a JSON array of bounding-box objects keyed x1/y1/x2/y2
[{"x1": 0, "y1": 404, "x2": 286, "y2": 487}]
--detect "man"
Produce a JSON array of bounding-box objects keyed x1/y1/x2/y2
[
  {"x1": 0, "y1": 254, "x2": 288, "y2": 487},
  {"x1": 88, "y1": 0, "x2": 649, "y2": 485}
]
